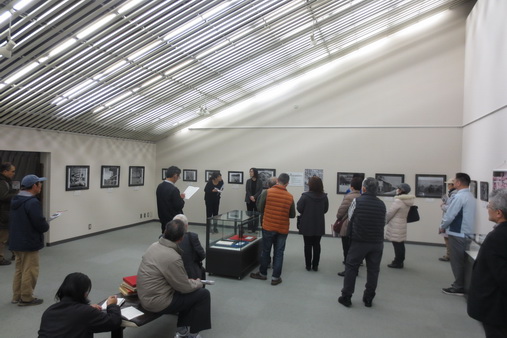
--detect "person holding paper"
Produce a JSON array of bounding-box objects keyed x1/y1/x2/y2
[
  {"x1": 137, "y1": 219, "x2": 211, "y2": 338},
  {"x1": 157, "y1": 166, "x2": 186, "y2": 233},
  {"x1": 204, "y1": 171, "x2": 223, "y2": 219},
  {"x1": 38, "y1": 272, "x2": 122, "y2": 337}
]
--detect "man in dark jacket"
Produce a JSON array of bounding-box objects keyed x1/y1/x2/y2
[
  {"x1": 0, "y1": 162, "x2": 17, "y2": 265},
  {"x1": 339, "y1": 177, "x2": 386, "y2": 308},
  {"x1": 9, "y1": 174, "x2": 49, "y2": 306},
  {"x1": 156, "y1": 166, "x2": 185, "y2": 233},
  {"x1": 467, "y1": 188, "x2": 507, "y2": 337}
]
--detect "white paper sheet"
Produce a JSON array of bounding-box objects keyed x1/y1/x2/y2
[
  {"x1": 184, "y1": 186, "x2": 199, "y2": 200},
  {"x1": 101, "y1": 297, "x2": 125, "y2": 310},
  {"x1": 121, "y1": 306, "x2": 144, "y2": 320}
]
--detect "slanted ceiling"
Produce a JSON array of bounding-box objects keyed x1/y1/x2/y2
[{"x1": 0, "y1": 0, "x2": 471, "y2": 142}]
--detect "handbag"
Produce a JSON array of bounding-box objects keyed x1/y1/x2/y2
[{"x1": 407, "y1": 205, "x2": 420, "y2": 223}]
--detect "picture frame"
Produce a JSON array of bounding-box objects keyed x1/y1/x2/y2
[
  {"x1": 469, "y1": 180, "x2": 477, "y2": 198},
  {"x1": 100, "y1": 165, "x2": 120, "y2": 188},
  {"x1": 128, "y1": 166, "x2": 145, "y2": 187},
  {"x1": 337, "y1": 172, "x2": 365, "y2": 194},
  {"x1": 257, "y1": 168, "x2": 277, "y2": 189},
  {"x1": 161, "y1": 169, "x2": 167, "y2": 180},
  {"x1": 480, "y1": 181, "x2": 489, "y2": 202},
  {"x1": 228, "y1": 171, "x2": 244, "y2": 184},
  {"x1": 492, "y1": 170, "x2": 507, "y2": 190},
  {"x1": 415, "y1": 174, "x2": 446, "y2": 198},
  {"x1": 205, "y1": 170, "x2": 220, "y2": 182},
  {"x1": 66, "y1": 165, "x2": 90, "y2": 191},
  {"x1": 183, "y1": 169, "x2": 197, "y2": 182},
  {"x1": 375, "y1": 173, "x2": 405, "y2": 196}
]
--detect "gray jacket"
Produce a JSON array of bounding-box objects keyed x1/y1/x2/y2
[{"x1": 137, "y1": 238, "x2": 202, "y2": 313}]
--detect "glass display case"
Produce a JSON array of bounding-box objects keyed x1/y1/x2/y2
[{"x1": 205, "y1": 210, "x2": 262, "y2": 279}]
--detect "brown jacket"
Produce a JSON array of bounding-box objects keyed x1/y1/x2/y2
[
  {"x1": 257, "y1": 185, "x2": 295, "y2": 234},
  {"x1": 336, "y1": 190, "x2": 361, "y2": 237}
]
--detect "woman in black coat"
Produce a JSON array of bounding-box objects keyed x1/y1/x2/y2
[
  {"x1": 38, "y1": 272, "x2": 121, "y2": 338},
  {"x1": 297, "y1": 176, "x2": 329, "y2": 271}
]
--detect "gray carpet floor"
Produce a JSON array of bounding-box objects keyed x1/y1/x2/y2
[{"x1": 0, "y1": 221, "x2": 482, "y2": 338}]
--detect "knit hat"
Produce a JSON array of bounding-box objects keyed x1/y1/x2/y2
[{"x1": 397, "y1": 183, "x2": 411, "y2": 194}]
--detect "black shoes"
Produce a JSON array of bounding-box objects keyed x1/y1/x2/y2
[
  {"x1": 337, "y1": 271, "x2": 345, "y2": 277},
  {"x1": 18, "y1": 298, "x2": 43, "y2": 306},
  {"x1": 250, "y1": 272, "x2": 267, "y2": 280},
  {"x1": 442, "y1": 287, "x2": 464, "y2": 296},
  {"x1": 338, "y1": 296, "x2": 351, "y2": 307},
  {"x1": 387, "y1": 262, "x2": 404, "y2": 269},
  {"x1": 312, "y1": 266, "x2": 318, "y2": 272},
  {"x1": 271, "y1": 278, "x2": 282, "y2": 286},
  {"x1": 306, "y1": 266, "x2": 311, "y2": 271},
  {"x1": 363, "y1": 297, "x2": 373, "y2": 307}
]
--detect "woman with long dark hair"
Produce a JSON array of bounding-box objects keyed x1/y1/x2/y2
[
  {"x1": 297, "y1": 176, "x2": 329, "y2": 271},
  {"x1": 245, "y1": 168, "x2": 263, "y2": 211},
  {"x1": 38, "y1": 272, "x2": 121, "y2": 337}
]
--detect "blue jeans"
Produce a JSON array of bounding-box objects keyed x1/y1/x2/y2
[{"x1": 259, "y1": 230, "x2": 287, "y2": 279}]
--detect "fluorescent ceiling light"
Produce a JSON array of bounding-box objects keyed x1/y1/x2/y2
[
  {"x1": 141, "y1": 75, "x2": 163, "y2": 88},
  {"x1": 127, "y1": 40, "x2": 163, "y2": 61},
  {"x1": 63, "y1": 79, "x2": 95, "y2": 98},
  {"x1": 76, "y1": 14, "x2": 116, "y2": 39},
  {"x1": 48, "y1": 38, "x2": 77, "y2": 57},
  {"x1": 164, "y1": 59, "x2": 194, "y2": 76},
  {"x1": 201, "y1": 2, "x2": 232, "y2": 20},
  {"x1": 104, "y1": 91, "x2": 133, "y2": 106},
  {"x1": 13, "y1": 0, "x2": 35, "y2": 11},
  {"x1": 92, "y1": 60, "x2": 128, "y2": 80},
  {"x1": 0, "y1": 12, "x2": 11, "y2": 25},
  {"x1": 163, "y1": 17, "x2": 201, "y2": 41},
  {"x1": 117, "y1": 0, "x2": 144, "y2": 14},
  {"x1": 4, "y1": 62, "x2": 38, "y2": 84}
]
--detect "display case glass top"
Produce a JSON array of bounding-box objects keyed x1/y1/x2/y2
[{"x1": 206, "y1": 210, "x2": 262, "y2": 251}]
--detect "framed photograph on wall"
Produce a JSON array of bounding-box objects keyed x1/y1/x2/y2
[
  {"x1": 337, "y1": 172, "x2": 365, "y2": 194},
  {"x1": 161, "y1": 169, "x2": 167, "y2": 180},
  {"x1": 66, "y1": 165, "x2": 90, "y2": 191},
  {"x1": 480, "y1": 181, "x2": 489, "y2": 202},
  {"x1": 228, "y1": 171, "x2": 243, "y2": 184},
  {"x1": 375, "y1": 173, "x2": 405, "y2": 196},
  {"x1": 183, "y1": 169, "x2": 197, "y2": 182},
  {"x1": 257, "y1": 168, "x2": 276, "y2": 189},
  {"x1": 492, "y1": 170, "x2": 507, "y2": 190},
  {"x1": 469, "y1": 180, "x2": 477, "y2": 198},
  {"x1": 129, "y1": 166, "x2": 145, "y2": 186},
  {"x1": 100, "y1": 165, "x2": 120, "y2": 188},
  {"x1": 415, "y1": 174, "x2": 446, "y2": 198},
  {"x1": 205, "y1": 170, "x2": 220, "y2": 182}
]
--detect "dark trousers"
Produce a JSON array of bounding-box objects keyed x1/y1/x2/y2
[
  {"x1": 482, "y1": 322, "x2": 507, "y2": 338},
  {"x1": 341, "y1": 236, "x2": 351, "y2": 262},
  {"x1": 342, "y1": 241, "x2": 383, "y2": 301},
  {"x1": 448, "y1": 235, "x2": 468, "y2": 289},
  {"x1": 205, "y1": 199, "x2": 220, "y2": 218},
  {"x1": 392, "y1": 241, "x2": 405, "y2": 264},
  {"x1": 161, "y1": 288, "x2": 211, "y2": 334},
  {"x1": 303, "y1": 235, "x2": 322, "y2": 268},
  {"x1": 246, "y1": 202, "x2": 258, "y2": 231}
]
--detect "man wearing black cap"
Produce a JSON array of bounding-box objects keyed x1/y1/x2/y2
[{"x1": 9, "y1": 174, "x2": 49, "y2": 306}]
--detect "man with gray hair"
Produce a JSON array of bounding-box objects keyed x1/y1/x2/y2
[
  {"x1": 339, "y1": 177, "x2": 386, "y2": 308},
  {"x1": 468, "y1": 189, "x2": 507, "y2": 337}
]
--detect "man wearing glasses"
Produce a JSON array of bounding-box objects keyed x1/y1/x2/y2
[
  {"x1": 468, "y1": 189, "x2": 507, "y2": 337},
  {"x1": 439, "y1": 172, "x2": 476, "y2": 296}
]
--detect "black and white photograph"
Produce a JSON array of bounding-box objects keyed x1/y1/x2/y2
[
  {"x1": 257, "y1": 168, "x2": 276, "y2": 189},
  {"x1": 183, "y1": 169, "x2": 197, "y2": 182},
  {"x1": 480, "y1": 181, "x2": 489, "y2": 202},
  {"x1": 415, "y1": 174, "x2": 446, "y2": 198},
  {"x1": 469, "y1": 180, "x2": 477, "y2": 198},
  {"x1": 304, "y1": 169, "x2": 323, "y2": 192},
  {"x1": 129, "y1": 166, "x2": 145, "y2": 186},
  {"x1": 337, "y1": 172, "x2": 365, "y2": 194},
  {"x1": 228, "y1": 171, "x2": 243, "y2": 184},
  {"x1": 100, "y1": 165, "x2": 120, "y2": 188},
  {"x1": 375, "y1": 173, "x2": 405, "y2": 196},
  {"x1": 66, "y1": 165, "x2": 90, "y2": 191},
  {"x1": 205, "y1": 170, "x2": 220, "y2": 182}
]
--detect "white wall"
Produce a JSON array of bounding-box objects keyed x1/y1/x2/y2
[
  {"x1": 0, "y1": 125, "x2": 156, "y2": 243},
  {"x1": 157, "y1": 5, "x2": 473, "y2": 244},
  {"x1": 462, "y1": 0, "x2": 507, "y2": 234}
]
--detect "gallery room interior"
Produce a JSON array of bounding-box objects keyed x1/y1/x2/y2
[{"x1": 0, "y1": 0, "x2": 506, "y2": 337}]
